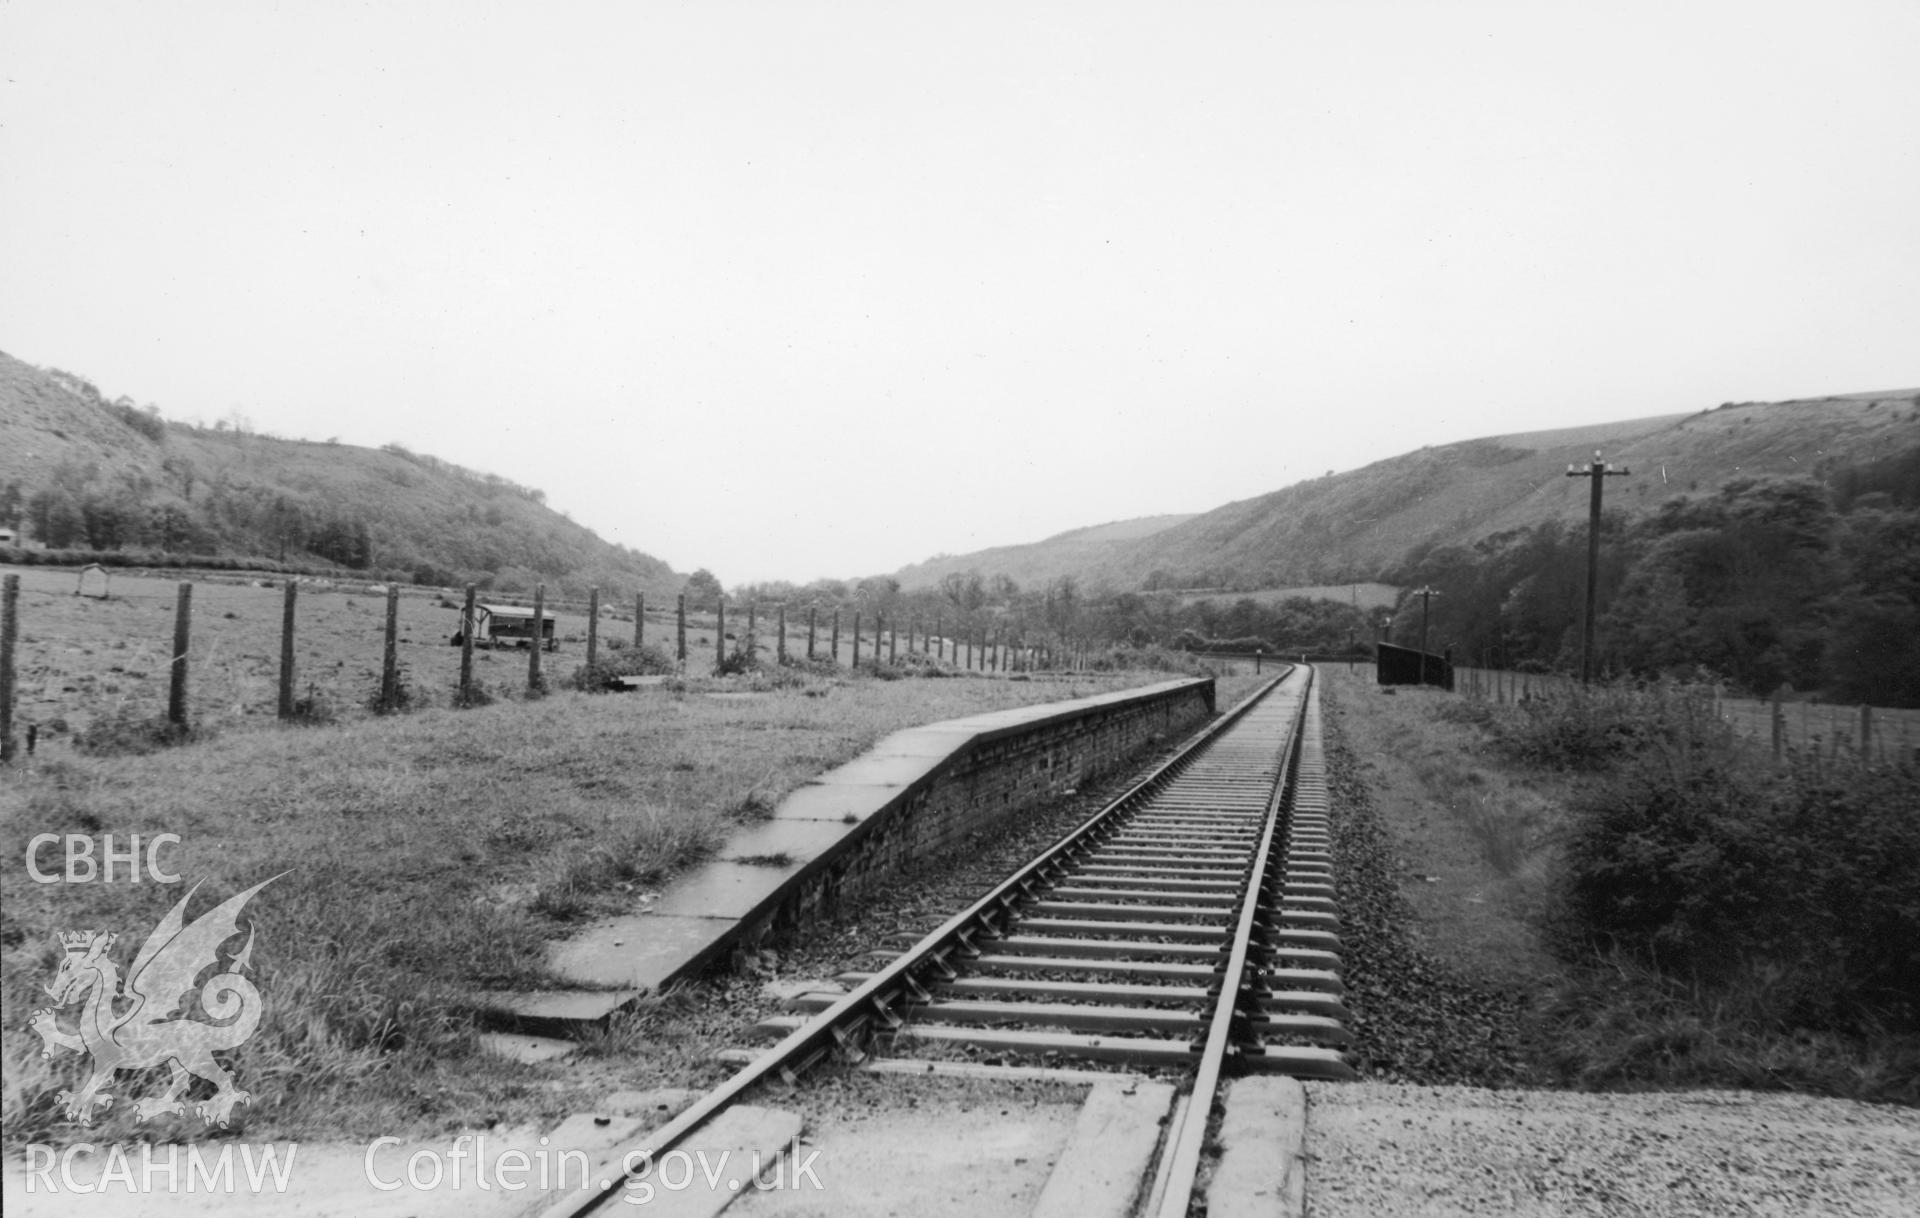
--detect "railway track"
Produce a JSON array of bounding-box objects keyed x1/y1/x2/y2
[{"x1": 542, "y1": 666, "x2": 1352, "y2": 1218}]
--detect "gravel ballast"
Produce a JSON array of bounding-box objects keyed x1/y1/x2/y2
[{"x1": 1305, "y1": 1082, "x2": 1920, "y2": 1217}]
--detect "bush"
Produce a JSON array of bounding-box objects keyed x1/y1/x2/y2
[
  {"x1": 1554, "y1": 746, "x2": 1920, "y2": 1033},
  {"x1": 565, "y1": 644, "x2": 676, "y2": 692},
  {"x1": 1483, "y1": 681, "x2": 1727, "y2": 771},
  {"x1": 1085, "y1": 645, "x2": 1214, "y2": 676},
  {"x1": 73, "y1": 707, "x2": 202, "y2": 756},
  {"x1": 714, "y1": 640, "x2": 759, "y2": 677}
]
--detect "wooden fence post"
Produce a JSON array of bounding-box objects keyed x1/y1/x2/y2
[
  {"x1": 586, "y1": 588, "x2": 600, "y2": 673},
  {"x1": 528, "y1": 584, "x2": 545, "y2": 691},
  {"x1": 379, "y1": 584, "x2": 401, "y2": 710},
  {"x1": 831, "y1": 611, "x2": 840, "y2": 664},
  {"x1": 747, "y1": 603, "x2": 756, "y2": 663},
  {"x1": 777, "y1": 603, "x2": 787, "y2": 664},
  {"x1": 807, "y1": 606, "x2": 817, "y2": 660},
  {"x1": 635, "y1": 593, "x2": 645, "y2": 650},
  {"x1": 1, "y1": 574, "x2": 17, "y2": 763},
  {"x1": 278, "y1": 581, "x2": 297, "y2": 718},
  {"x1": 935, "y1": 615, "x2": 943, "y2": 661},
  {"x1": 460, "y1": 584, "x2": 477, "y2": 704},
  {"x1": 168, "y1": 582, "x2": 192, "y2": 727},
  {"x1": 889, "y1": 617, "x2": 897, "y2": 664},
  {"x1": 852, "y1": 612, "x2": 862, "y2": 667},
  {"x1": 716, "y1": 596, "x2": 727, "y2": 671},
  {"x1": 677, "y1": 594, "x2": 687, "y2": 664}
]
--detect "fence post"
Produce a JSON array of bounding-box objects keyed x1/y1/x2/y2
[
  {"x1": 379, "y1": 584, "x2": 402, "y2": 711},
  {"x1": 460, "y1": 584, "x2": 476, "y2": 704},
  {"x1": 168, "y1": 582, "x2": 192, "y2": 727},
  {"x1": 807, "y1": 606, "x2": 817, "y2": 660},
  {"x1": 778, "y1": 603, "x2": 787, "y2": 664},
  {"x1": 831, "y1": 611, "x2": 840, "y2": 664},
  {"x1": 677, "y1": 594, "x2": 687, "y2": 664},
  {"x1": 528, "y1": 584, "x2": 545, "y2": 692},
  {"x1": 747, "y1": 603, "x2": 756, "y2": 663},
  {"x1": 587, "y1": 588, "x2": 600, "y2": 672},
  {"x1": 889, "y1": 617, "x2": 897, "y2": 664},
  {"x1": 935, "y1": 615, "x2": 943, "y2": 661},
  {"x1": 278, "y1": 580, "x2": 297, "y2": 718},
  {"x1": 853, "y1": 612, "x2": 862, "y2": 667},
  {"x1": 716, "y1": 596, "x2": 727, "y2": 671},
  {"x1": 0, "y1": 574, "x2": 17, "y2": 763},
  {"x1": 635, "y1": 592, "x2": 645, "y2": 650}
]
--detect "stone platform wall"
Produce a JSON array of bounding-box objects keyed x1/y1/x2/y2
[{"x1": 734, "y1": 676, "x2": 1217, "y2": 951}]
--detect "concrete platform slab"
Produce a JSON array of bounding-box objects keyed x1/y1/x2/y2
[
  {"x1": 862, "y1": 726, "x2": 982, "y2": 758},
  {"x1": 1208, "y1": 1075, "x2": 1307, "y2": 1218},
  {"x1": 1031, "y1": 1081, "x2": 1175, "y2": 1218},
  {"x1": 769, "y1": 781, "x2": 905, "y2": 824},
  {"x1": 550, "y1": 913, "x2": 737, "y2": 990},
  {"x1": 479, "y1": 987, "x2": 640, "y2": 1028},
  {"x1": 720, "y1": 819, "x2": 857, "y2": 866},
  {"x1": 805, "y1": 750, "x2": 945, "y2": 790},
  {"x1": 479, "y1": 1032, "x2": 579, "y2": 1064},
  {"x1": 649, "y1": 859, "x2": 804, "y2": 920}
]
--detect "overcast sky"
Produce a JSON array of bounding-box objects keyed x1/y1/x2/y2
[{"x1": 4, "y1": 2, "x2": 1915, "y2": 585}]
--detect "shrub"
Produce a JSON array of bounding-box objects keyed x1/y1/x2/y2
[
  {"x1": 714, "y1": 641, "x2": 758, "y2": 677},
  {"x1": 1484, "y1": 681, "x2": 1728, "y2": 771},
  {"x1": 1554, "y1": 745, "x2": 1920, "y2": 1033},
  {"x1": 72, "y1": 706, "x2": 202, "y2": 756},
  {"x1": 365, "y1": 660, "x2": 421, "y2": 714},
  {"x1": 1086, "y1": 645, "x2": 1214, "y2": 676},
  {"x1": 565, "y1": 644, "x2": 676, "y2": 692}
]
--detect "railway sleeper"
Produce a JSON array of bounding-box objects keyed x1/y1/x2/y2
[
  {"x1": 892, "y1": 1024, "x2": 1201, "y2": 1067},
  {"x1": 1025, "y1": 900, "x2": 1236, "y2": 923}
]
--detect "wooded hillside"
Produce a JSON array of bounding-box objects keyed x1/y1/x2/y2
[{"x1": 0, "y1": 350, "x2": 681, "y2": 600}]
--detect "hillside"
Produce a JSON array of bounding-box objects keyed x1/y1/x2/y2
[
  {"x1": 0, "y1": 350, "x2": 682, "y2": 600},
  {"x1": 892, "y1": 392, "x2": 1920, "y2": 592},
  {"x1": 892, "y1": 512, "x2": 1197, "y2": 590}
]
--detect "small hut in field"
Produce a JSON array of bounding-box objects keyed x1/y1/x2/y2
[{"x1": 458, "y1": 603, "x2": 557, "y2": 651}]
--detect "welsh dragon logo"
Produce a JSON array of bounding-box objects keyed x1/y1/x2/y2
[{"x1": 28, "y1": 874, "x2": 283, "y2": 1128}]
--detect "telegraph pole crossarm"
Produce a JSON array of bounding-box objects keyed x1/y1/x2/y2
[{"x1": 1566, "y1": 449, "x2": 1630, "y2": 684}]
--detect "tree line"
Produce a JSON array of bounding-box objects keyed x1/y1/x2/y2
[{"x1": 1387, "y1": 470, "x2": 1920, "y2": 706}]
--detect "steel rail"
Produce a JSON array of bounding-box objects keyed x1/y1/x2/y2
[
  {"x1": 537, "y1": 671, "x2": 1292, "y2": 1218},
  {"x1": 1148, "y1": 667, "x2": 1309, "y2": 1217}
]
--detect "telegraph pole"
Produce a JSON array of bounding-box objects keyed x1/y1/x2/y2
[
  {"x1": 1412, "y1": 586, "x2": 1440, "y2": 686},
  {"x1": 1567, "y1": 449, "x2": 1630, "y2": 684}
]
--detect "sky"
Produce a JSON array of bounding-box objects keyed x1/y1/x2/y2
[{"x1": 3, "y1": 2, "x2": 1916, "y2": 586}]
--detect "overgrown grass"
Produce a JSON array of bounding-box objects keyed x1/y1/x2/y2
[
  {"x1": 1449, "y1": 679, "x2": 1920, "y2": 1100},
  {"x1": 1, "y1": 667, "x2": 1172, "y2": 1145}
]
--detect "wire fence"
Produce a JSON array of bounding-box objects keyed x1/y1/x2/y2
[
  {"x1": 1453, "y1": 664, "x2": 1920, "y2": 766},
  {"x1": 0, "y1": 565, "x2": 1097, "y2": 760}
]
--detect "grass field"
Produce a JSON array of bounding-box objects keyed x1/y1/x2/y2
[{"x1": 2, "y1": 576, "x2": 1248, "y2": 1146}]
